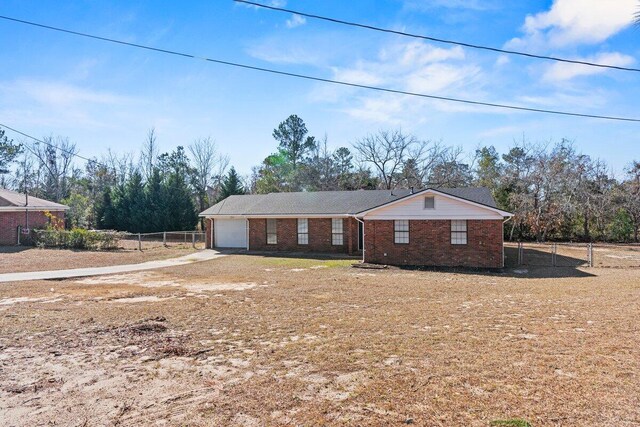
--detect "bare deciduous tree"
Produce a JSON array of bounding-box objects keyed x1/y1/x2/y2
[
  {"x1": 140, "y1": 128, "x2": 159, "y2": 181},
  {"x1": 31, "y1": 136, "x2": 77, "y2": 202}
]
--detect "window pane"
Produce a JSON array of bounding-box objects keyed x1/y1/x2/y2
[
  {"x1": 297, "y1": 218, "x2": 308, "y2": 233},
  {"x1": 424, "y1": 196, "x2": 435, "y2": 209},
  {"x1": 451, "y1": 220, "x2": 467, "y2": 232},
  {"x1": 266, "y1": 219, "x2": 277, "y2": 244},
  {"x1": 394, "y1": 231, "x2": 409, "y2": 244},
  {"x1": 394, "y1": 220, "x2": 409, "y2": 232},
  {"x1": 451, "y1": 231, "x2": 467, "y2": 245},
  {"x1": 332, "y1": 234, "x2": 343, "y2": 245},
  {"x1": 298, "y1": 233, "x2": 308, "y2": 245},
  {"x1": 332, "y1": 218, "x2": 343, "y2": 233}
]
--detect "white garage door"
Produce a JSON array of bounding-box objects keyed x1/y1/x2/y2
[{"x1": 214, "y1": 218, "x2": 247, "y2": 248}]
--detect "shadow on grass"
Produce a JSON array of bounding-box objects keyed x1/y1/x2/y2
[
  {"x1": 0, "y1": 246, "x2": 34, "y2": 254},
  {"x1": 216, "y1": 248, "x2": 595, "y2": 279}
]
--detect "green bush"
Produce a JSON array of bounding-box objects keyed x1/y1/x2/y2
[{"x1": 33, "y1": 228, "x2": 122, "y2": 250}]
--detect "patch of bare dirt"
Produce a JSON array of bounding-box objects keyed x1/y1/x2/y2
[{"x1": 0, "y1": 254, "x2": 638, "y2": 426}]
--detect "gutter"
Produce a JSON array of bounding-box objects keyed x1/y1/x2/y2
[{"x1": 502, "y1": 215, "x2": 513, "y2": 268}]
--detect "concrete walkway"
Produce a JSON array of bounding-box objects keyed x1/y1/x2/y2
[{"x1": 0, "y1": 250, "x2": 225, "y2": 283}]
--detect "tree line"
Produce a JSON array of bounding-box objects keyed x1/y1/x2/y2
[{"x1": 1, "y1": 116, "x2": 639, "y2": 242}]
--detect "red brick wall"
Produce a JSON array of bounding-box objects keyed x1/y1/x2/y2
[
  {"x1": 364, "y1": 219, "x2": 503, "y2": 268},
  {"x1": 248, "y1": 217, "x2": 359, "y2": 254},
  {"x1": 0, "y1": 210, "x2": 65, "y2": 246}
]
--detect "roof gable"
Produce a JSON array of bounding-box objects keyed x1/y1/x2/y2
[{"x1": 360, "y1": 188, "x2": 511, "y2": 220}]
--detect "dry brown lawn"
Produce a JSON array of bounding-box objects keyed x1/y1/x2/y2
[
  {"x1": 0, "y1": 253, "x2": 638, "y2": 426},
  {"x1": 0, "y1": 246, "x2": 199, "y2": 274}
]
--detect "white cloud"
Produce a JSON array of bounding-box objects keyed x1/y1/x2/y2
[
  {"x1": 285, "y1": 14, "x2": 306, "y2": 29},
  {"x1": 239, "y1": 0, "x2": 286, "y2": 10},
  {"x1": 507, "y1": 0, "x2": 636, "y2": 50},
  {"x1": 320, "y1": 41, "x2": 487, "y2": 123},
  {"x1": 543, "y1": 52, "x2": 636, "y2": 82},
  {"x1": 1, "y1": 80, "x2": 136, "y2": 108},
  {"x1": 403, "y1": 0, "x2": 498, "y2": 11},
  {"x1": 0, "y1": 79, "x2": 140, "y2": 129},
  {"x1": 246, "y1": 38, "x2": 323, "y2": 65}
]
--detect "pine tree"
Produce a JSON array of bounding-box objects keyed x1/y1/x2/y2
[
  {"x1": 165, "y1": 172, "x2": 198, "y2": 231},
  {"x1": 217, "y1": 167, "x2": 245, "y2": 202},
  {"x1": 145, "y1": 168, "x2": 167, "y2": 232},
  {"x1": 124, "y1": 171, "x2": 147, "y2": 233}
]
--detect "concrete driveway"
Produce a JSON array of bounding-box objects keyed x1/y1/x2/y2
[{"x1": 0, "y1": 250, "x2": 225, "y2": 283}]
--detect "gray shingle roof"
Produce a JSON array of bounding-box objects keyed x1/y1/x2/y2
[
  {"x1": 200, "y1": 187, "x2": 503, "y2": 217},
  {"x1": 0, "y1": 188, "x2": 69, "y2": 210}
]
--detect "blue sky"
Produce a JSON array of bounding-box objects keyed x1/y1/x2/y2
[{"x1": 0, "y1": 0, "x2": 638, "y2": 177}]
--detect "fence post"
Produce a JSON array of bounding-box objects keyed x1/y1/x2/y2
[
  {"x1": 520, "y1": 242, "x2": 524, "y2": 265},
  {"x1": 588, "y1": 243, "x2": 593, "y2": 267},
  {"x1": 17, "y1": 226, "x2": 21, "y2": 245},
  {"x1": 192, "y1": 232, "x2": 196, "y2": 249},
  {"x1": 163, "y1": 231, "x2": 166, "y2": 247},
  {"x1": 138, "y1": 233, "x2": 142, "y2": 251}
]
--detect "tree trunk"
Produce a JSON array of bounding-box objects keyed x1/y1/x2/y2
[{"x1": 583, "y1": 211, "x2": 590, "y2": 241}]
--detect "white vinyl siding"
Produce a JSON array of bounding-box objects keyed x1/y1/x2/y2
[
  {"x1": 363, "y1": 193, "x2": 503, "y2": 220},
  {"x1": 331, "y1": 218, "x2": 344, "y2": 245},
  {"x1": 298, "y1": 218, "x2": 309, "y2": 245},
  {"x1": 451, "y1": 220, "x2": 467, "y2": 245},
  {"x1": 394, "y1": 220, "x2": 409, "y2": 244},
  {"x1": 266, "y1": 219, "x2": 277, "y2": 245},
  {"x1": 424, "y1": 196, "x2": 435, "y2": 209}
]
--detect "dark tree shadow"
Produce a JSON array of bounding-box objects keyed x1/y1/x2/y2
[{"x1": 218, "y1": 247, "x2": 595, "y2": 279}]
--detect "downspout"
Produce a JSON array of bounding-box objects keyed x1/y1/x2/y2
[
  {"x1": 502, "y1": 216, "x2": 513, "y2": 268},
  {"x1": 353, "y1": 216, "x2": 365, "y2": 263}
]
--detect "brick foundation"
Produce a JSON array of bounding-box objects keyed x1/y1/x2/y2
[
  {"x1": 248, "y1": 217, "x2": 359, "y2": 255},
  {"x1": 0, "y1": 210, "x2": 65, "y2": 246},
  {"x1": 364, "y1": 219, "x2": 503, "y2": 268}
]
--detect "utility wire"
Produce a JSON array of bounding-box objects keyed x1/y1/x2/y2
[
  {"x1": 0, "y1": 122, "x2": 101, "y2": 166},
  {"x1": 236, "y1": 0, "x2": 640, "y2": 74},
  {"x1": 0, "y1": 14, "x2": 639, "y2": 122}
]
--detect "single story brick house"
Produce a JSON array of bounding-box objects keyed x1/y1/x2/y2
[
  {"x1": 200, "y1": 188, "x2": 513, "y2": 268},
  {"x1": 0, "y1": 188, "x2": 68, "y2": 245}
]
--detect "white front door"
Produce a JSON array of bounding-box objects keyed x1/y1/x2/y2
[{"x1": 214, "y1": 218, "x2": 247, "y2": 248}]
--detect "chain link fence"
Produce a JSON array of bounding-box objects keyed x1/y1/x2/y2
[
  {"x1": 117, "y1": 231, "x2": 206, "y2": 250},
  {"x1": 504, "y1": 242, "x2": 640, "y2": 268}
]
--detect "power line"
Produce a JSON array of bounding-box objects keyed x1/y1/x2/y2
[
  {"x1": 0, "y1": 15, "x2": 639, "y2": 123},
  {"x1": 236, "y1": 0, "x2": 640, "y2": 74},
  {"x1": 0, "y1": 122, "x2": 101, "y2": 166}
]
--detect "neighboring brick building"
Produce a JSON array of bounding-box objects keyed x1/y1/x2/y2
[
  {"x1": 0, "y1": 188, "x2": 68, "y2": 246},
  {"x1": 200, "y1": 188, "x2": 512, "y2": 268}
]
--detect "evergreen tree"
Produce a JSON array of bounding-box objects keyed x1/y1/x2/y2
[
  {"x1": 95, "y1": 188, "x2": 116, "y2": 230},
  {"x1": 165, "y1": 172, "x2": 198, "y2": 231},
  {"x1": 145, "y1": 167, "x2": 167, "y2": 232},
  {"x1": 217, "y1": 167, "x2": 245, "y2": 202},
  {"x1": 124, "y1": 171, "x2": 147, "y2": 233}
]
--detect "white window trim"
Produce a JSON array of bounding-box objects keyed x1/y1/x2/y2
[
  {"x1": 297, "y1": 218, "x2": 309, "y2": 245},
  {"x1": 451, "y1": 220, "x2": 467, "y2": 245},
  {"x1": 394, "y1": 219, "x2": 409, "y2": 244},
  {"x1": 266, "y1": 218, "x2": 277, "y2": 245},
  {"x1": 331, "y1": 218, "x2": 344, "y2": 246},
  {"x1": 424, "y1": 196, "x2": 435, "y2": 209}
]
